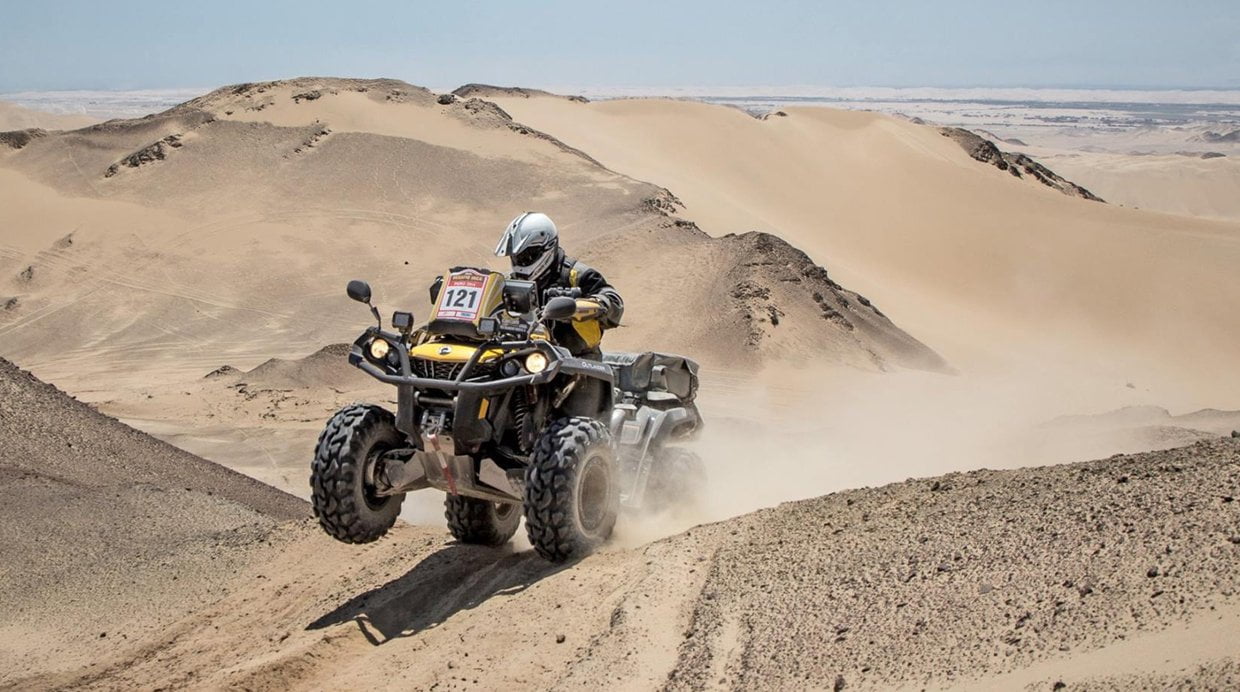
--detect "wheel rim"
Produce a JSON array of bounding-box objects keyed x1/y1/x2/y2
[
  {"x1": 361, "y1": 445, "x2": 393, "y2": 511},
  {"x1": 494, "y1": 502, "x2": 517, "y2": 520},
  {"x1": 577, "y1": 453, "x2": 610, "y2": 533}
]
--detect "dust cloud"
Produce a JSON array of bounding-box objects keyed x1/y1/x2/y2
[{"x1": 614, "y1": 350, "x2": 1236, "y2": 547}]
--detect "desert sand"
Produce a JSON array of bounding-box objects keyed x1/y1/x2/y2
[
  {"x1": 0, "y1": 100, "x2": 97, "y2": 131},
  {"x1": 481, "y1": 91, "x2": 1240, "y2": 408},
  {"x1": 1025, "y1": 149, "x2": 1240, "y2": 221},
  {"x1": 2, "y1": 79, "x2": 1239, "y2": 689},
  {"x1": 0, "y1": 77, "x2": 946, "y2": 500},
  {"x1": 3, "y1": 359, "x2": 1238, "y2": 690}
]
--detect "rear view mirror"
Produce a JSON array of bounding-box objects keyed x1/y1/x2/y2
[
  {"x1": 542, "y1": 296, "x2": 577, "y2": 321},
  {"x1": 347, "y1": 280, "x2": 372, "y2": 304}
]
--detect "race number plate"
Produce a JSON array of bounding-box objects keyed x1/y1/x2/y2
[{"x1": 435, "y1": 270, "x2": 489, "y2": 322}]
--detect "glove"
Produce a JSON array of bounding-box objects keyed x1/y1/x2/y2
[{"x1": 544, "y1": 286, "x2": 582, "y2": 300}]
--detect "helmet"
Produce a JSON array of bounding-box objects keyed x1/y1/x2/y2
[{"x1": 495, "y1": 212, "x2": 559, "y2": 281}]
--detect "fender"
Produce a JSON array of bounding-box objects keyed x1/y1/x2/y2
[
  {"x1": 621, "y1": 405, "x2": 695, "y2": 508},
  {"x1": 557, "y1": 357, "x2": 615, "y2": 382}
]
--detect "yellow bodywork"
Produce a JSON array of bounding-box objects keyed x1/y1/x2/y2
[
  {"x1": 409, "y1": 342, "x2": 503, "y2": 363},
  {"x1": 571, "y1": 299, "x2": 605, "y2": 349}
]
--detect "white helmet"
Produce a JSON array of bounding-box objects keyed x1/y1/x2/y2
[{"x1": 495, "y1": 212, "x2": 559, "y2": 281}]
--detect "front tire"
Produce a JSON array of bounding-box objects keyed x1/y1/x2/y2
[
  {"x1": 311, "y1": 404, "x2": 405, "y2": 543},
  {"x1": 445, "y1": 496, "x2": 521, "y2": 546},
  {"x1": 524, "y1": 417, "x2": 618, "y2": 562}
]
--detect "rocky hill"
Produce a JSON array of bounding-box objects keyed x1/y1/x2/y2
[
  {"x1": 0, "y1": 77, "x2": 945, "y2": 379},
  {"x1": 0, "y1": 357, "x2": 305, "y2": 681},
  {"x1": 940, "y1": 127, "x2": 1104, "y2": 201}
]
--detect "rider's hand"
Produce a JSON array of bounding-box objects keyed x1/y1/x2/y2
[
  {"x1": 573, "y1": 299, "x2": 605, "y2": 320},
  {"x1": 544, "y1": 286, "x2": 582, "y2": 300}
]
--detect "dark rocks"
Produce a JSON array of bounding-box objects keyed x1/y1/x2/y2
[
  {"x1": 939, "y1": 127, "x2": 1103, "y2": 202},
  {"x1": 204, "y1": 365, "x2": 241, "y2": 379},
  {"x1": 292, "y1": 127, "x2": 331, "y2": 154},
  {"x1": 643, "y1": 188, "x2": 684, "y2": 216},
  {"x1": 291, "y1": 90, "x2": 322, "y2": 103},
  {"x1": 436, "y1": 93, "x2": 456, "y2": 105},
  {"x1": 1196, "y1": 130, "x2": 1240, "y2": 143},
  {"x1": 460, "y1": 97, "x2": 512, "y2": 121},
  {"x1": 731, "y1": 281, "x2": 771, "y2": 301},
  {"x1": 451, "y1": 84, "x2": 588, "y2": 102},
  {"x1": 941, "y1": 127, "x2": 1006, "y2": 166},
  {"x1": 0, "y1": 128, "x2": 48, "y2": 150},
  {"x1": 105, "y1": 134, "x2": 184, "y2": 177}
]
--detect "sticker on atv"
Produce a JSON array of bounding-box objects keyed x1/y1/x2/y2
[{"x1": 435, "y1": 271, "x2": 490, "y2": 322}]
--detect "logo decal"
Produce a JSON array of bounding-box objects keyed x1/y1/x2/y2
[{"x1": 438, "y1": 346, "x2": 452, "y2": 355}]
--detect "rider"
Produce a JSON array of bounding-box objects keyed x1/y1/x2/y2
[{"x1": 493, "y1": 212, "x2": 623, "y2": 358}]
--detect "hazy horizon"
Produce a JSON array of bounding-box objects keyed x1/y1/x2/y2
[{"x1": 2, "y1": 1, "x2": 1237, "y2": 93}]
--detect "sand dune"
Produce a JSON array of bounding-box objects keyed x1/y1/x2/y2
[
  {"x1": 0, "y1": 357, "x2": 303, "y2": 682},
  {"x1": 1, "y1": 78, "x2": 950, "y2": 540},
  {"x1": 487, "y1": 94, "x2": 1240, "y2": 408},
  {"x1": 4, "y1": 360, "x2": 1237, "y2": 690},
  {"x1": 0, "y1": 78, "x2": 941, "y2": 405},
  {"x1": 1028, "y1": 149, "x2": 1240, "y2": 221},
  {"x1": 0, "y1": 100, "x2": 97, "y2": 131}
]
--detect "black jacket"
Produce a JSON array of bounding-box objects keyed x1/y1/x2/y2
[
  {"x1": 427, "y1": 250, "x2": 623, "y2": 355},
  {"x1": 539, "y1": 250, "x2": 623, "y2": 355}
]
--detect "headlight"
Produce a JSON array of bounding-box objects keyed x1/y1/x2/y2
[
  {"x1": 524, "y1": 352, "x2": 548, "y2": 373},
  {"x1": 369, "y1": 338, "x2": 391, "y2": 360}
]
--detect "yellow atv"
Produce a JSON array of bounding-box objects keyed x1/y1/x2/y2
[{"x1": 310, "y1": 268, "x2": 702, "y2": 562}]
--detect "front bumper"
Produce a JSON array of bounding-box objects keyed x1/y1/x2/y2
[{"x1": 348, "y1": 328, "x2": 614, "y2": 446}]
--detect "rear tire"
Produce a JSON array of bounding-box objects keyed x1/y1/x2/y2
[
  {"x1": 310, "y1": 404, "x2": 405, "y2": 543},
  {"x1": 524, "y1": 417, "x2": 618, "y2": 562},
  {"x1": 445, "y1": 496, "x2": 521, "y2": 546},
  {"x1": 647, "y1": 447, "x2": 706, "y2": 509}
]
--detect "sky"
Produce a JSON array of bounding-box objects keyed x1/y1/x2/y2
[{"x1": 1, "y1": 0, "x2": 1238, "y2": 92}]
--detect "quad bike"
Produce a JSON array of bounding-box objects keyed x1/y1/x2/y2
[{"x1": 310, "y1": 267, "x2": 703, "y2": 562}]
